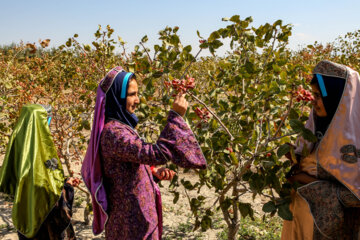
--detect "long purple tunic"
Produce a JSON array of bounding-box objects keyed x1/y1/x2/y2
[{"x1": 100, "y1": 110, "x2": 206, "y2": 240}]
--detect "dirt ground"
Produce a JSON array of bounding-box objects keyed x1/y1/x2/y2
[{"x1": 0, "y1": 167, "x2": 271, "y2": 240}]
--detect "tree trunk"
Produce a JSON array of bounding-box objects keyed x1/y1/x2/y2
[
  {"x1": 227, "y1": 223, "x2": 240, "y2": 240},
  {"x1": 84, "y1": 194, "x2": 91, "y2": 225}
]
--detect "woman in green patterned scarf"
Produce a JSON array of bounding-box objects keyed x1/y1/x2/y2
[{"x1": 0, "y1": 104, "x2": 76, "y2": 239}]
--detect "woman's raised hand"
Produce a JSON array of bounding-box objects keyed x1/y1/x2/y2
[{"x1": 172, "y1": 94, "x2": 188, "y2": 117}]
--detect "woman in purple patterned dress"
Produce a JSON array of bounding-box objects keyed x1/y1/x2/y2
[{"x1": 81, "y1": 67, "x2": 207, "y2": 240}]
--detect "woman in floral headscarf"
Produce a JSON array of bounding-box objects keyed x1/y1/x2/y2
[
  {"x1": 281, "y1": 60, "x2": 360, "y2": 240},
  {"x1": 81, "y1": 67, "x2": 207, "y2": 239}
]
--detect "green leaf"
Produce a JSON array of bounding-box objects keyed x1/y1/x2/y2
[
  {"x1": 249, "y1": 173, "x2": 265, "y2": 192},
  {"x1": 201, "y1": 215, "x2": 212, "y2": 231},
  {"x1": 215, "y1": 164, "x2": 226, "y2": 177},
  {"x1": 182, "y1": 180, "x2": 193, "y2": 190},
  {"x1": 262, "y1": 201, "x2": 276, "y2": 213},
  {"x1": 302, "y1": 128, "x2": 317, "y2": 143},
  {"x1": 289, "y1": 108, "x2": 299, "y2": 120},
  {"x1": 229, "y1": 15, "x2": 240, "y2": 24},
  {"x1": 280, "y1": 71, "x2": 287, "y2": 80},
  {"x1": 210, "y1": 40, "x2": 223, "y2": 49},
  {"x1": 213, "y1": 177, "x2": 224, "y2": 190},
  {"x1": 277, "y1": 144, "x2": 290, "y2": 158},
  {"x1": 173, "y1": 192, "x2": 179, "y2": 204},
  {"x1": 152, "y1": 71, "x2": 164, "y2": 78},
  {"x1": 230, "y1": 152, "x2": 238, "y2": 165},
  {"x1": 220, "y1": 197, "x2": 232, "y2": 210},
  {"x1": 274, "y1": 19, "x2": 283, "y2": 26},
  {"x1": 170, "y1": 35, "x2": 180, "y2": 45},
  {"x1": 84, "y1": 44, "x2": 91, "y2": 52},
  {"x1": 118, "y1": 36, "x2": 125, "y2": 45},
  {"x1": 206, "y1": 209, "x2": 214, "y2": 216},
  {"x1": 66, "y1": 38, "x2": 72, "y2": 47},
  {"x1": 208, "y1": 31, "x2": 220, "y2": 42},
  {"x1": 278, "y1": 203, "x2": 293, "y2": 220},
  {"x1": 190, "y1": 198, "x2": 201, "y2": 210},
  {"x1": 272, "y1": 64, "x2": 281, "y2": 74},
  {"x1": 301, "y1": 142, "x2": 310, "y2": 158},
  {"x1": 193, "y1": 219, "x2": 201, "y2": 231},
  {"x1": 238, "y1": 202, "x2": 254, "y2": 220},
  {"x1": 244, "y1": 61, "x2": 255, "y2": 74},
  {"x1": 183, "y1": 45, "x2": 192, "y2": 53},
  {"x1": 172, "y1": 61, "x2": 183, "y2": 70},
  {"x1": 154, "y1": 44, "x2": 160, "y2": 52},
  {"x1": 141, "y1": 35, "x2": 148, "y2": 43},
  {"x1": 289, "y1": 146, "x2": 297, "y2": 164},
  {"x1": 198, "y1": 195, "x2": 206, "y2": 201},
  {"x1": 200, "y1": 42, "x2": 209, "y2": 49},
  {"x1": 242, "y1": 171, "x2": 253, "y2": 181},
  {"x1": 210, "y1": 119, "x2": 218, "y2": 130},
  {"x1": 289, "y1": 119, "x2": 304, "y2": 132},
  {"x1": 173, "y1": 26, "x2": 179, "y2": 33},
  {"x1": 241, "y1": 20, "x2": 250, "y2": 28},
  {"x1": 82, "y1": 120, "x2": 90, "y2": 130}
]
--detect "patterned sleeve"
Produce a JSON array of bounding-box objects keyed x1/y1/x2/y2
[
  {"x1": 101, "y1": 110, "x2": 207, "y2": 169},
  {"x1": 157, "y1": 110, "x2": 207, "y2": 169}
]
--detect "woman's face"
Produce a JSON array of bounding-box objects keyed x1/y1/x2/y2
[
  {"x1": 311, "y1": 84, "x2": 327, "y2": 117},
  {"x1": 126, "y1": 79, "x2": 140, "y2": 114}
]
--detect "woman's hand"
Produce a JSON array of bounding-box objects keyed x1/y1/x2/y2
[
  {"x1": 287, "y1": 172, "x2": 317, "y2": 185},
  {"x1": 66, "y1": 177, "x2": 81, "y2": 187},
  {"x1": 152, "y1": 167, "x2": 176, "y2": 181},
  {"x1": 172, "y1": 94, "x2": 188, "y2": 117}
]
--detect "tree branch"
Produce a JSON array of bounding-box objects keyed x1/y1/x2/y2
[
  {"x1": 165, "y1": 46, "x2": 235, "y2": 141},
  {"x1": 71, "y1": 37, "x2": 103, "y2": 74},
  {"x1": 232, "y1": 177, "x2": 239, "y2": 224},
  {"x1": 272, "y1": 94, "x2": 294, "y2": 139},
  {"x1": 187, "y1": 92, "x2": 234, "y2": 141},
  {"x1": 76, "y1": 185, "x2": 90, "y2": 196},
  {"x1": 252, "y1": 119, "x2": 264, "y2": 157},
  {"x1": 180, "y1": 48, "x2": 202, "y2": 80},
  {"x1": 269, "y1": 132, "x2": 298, "y2": 142},
  {"x1": 139, "y1": 42, "x2": 153, "y2": 64}
]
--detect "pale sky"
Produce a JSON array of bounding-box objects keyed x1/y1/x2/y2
[{"x1": 1, "y1": 0, "x2": 359, "y2": 56}]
